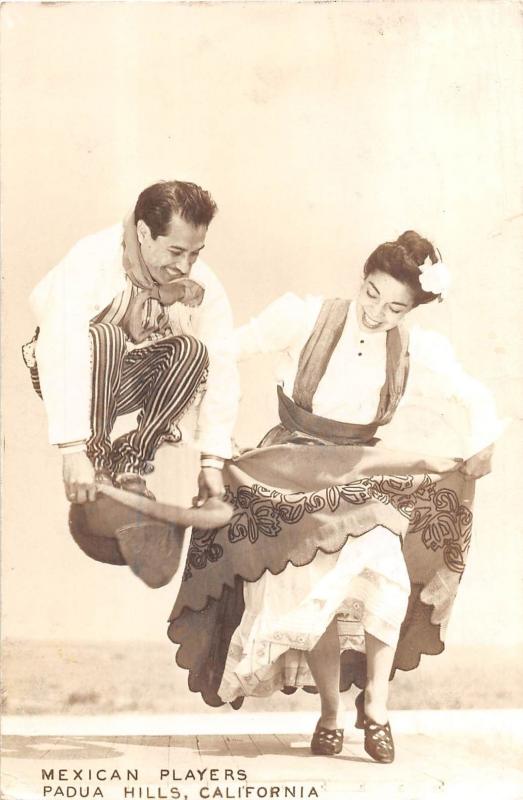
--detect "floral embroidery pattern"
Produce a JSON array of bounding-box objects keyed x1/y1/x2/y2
[
  {"x1": 408, "y1": 484, "x2": 473, "y2": 573},
  {"x1": 183, "y1": 528, "x2": 223, "y2": 579},
  {"x1": 183, "y1": 472, "x2": 472, "y2": 580}
]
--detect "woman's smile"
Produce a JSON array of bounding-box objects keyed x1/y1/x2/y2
[
  {"x1": 361, "y1": 309, "x2": 384, "y2": 330},
  {"x1": 356, "y1": 271, "x2": 416, "y2": 333}
]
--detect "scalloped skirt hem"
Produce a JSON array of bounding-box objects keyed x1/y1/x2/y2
[{"x1": 167, "y1": 439, "x2": 474, "y2": 708}]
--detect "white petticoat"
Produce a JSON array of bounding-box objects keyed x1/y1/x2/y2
[{"x1": 218, "y1": 525, "x2": 410, "y2": 702}]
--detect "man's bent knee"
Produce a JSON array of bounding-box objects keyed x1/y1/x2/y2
[
  {"x1": 165, "y1": 335, "x2": 209, "y2": 371},
  {"x1": 89, "y1": 322, "x2": 128, "y2": 357}
]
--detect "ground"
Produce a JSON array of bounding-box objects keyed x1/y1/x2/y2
[
  {"x1": 2, "y1": 710, "x2": 523, "y2": 800},
  {"x1": 2, "y1": 642, "x2": 522, "y2": 799}
]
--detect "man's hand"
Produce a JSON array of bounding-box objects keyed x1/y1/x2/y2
[
  {"x1": 62, "y1": 451, "x2": 97, "y2": 503},
  {"x1": 195, "y1": 467, "x2": 225, "y2": 506},
  {"x1": 177, "y1": 279, "x2": 205, "y2": 308},
  {"x1": 459, "y1": 443, "x2": 495, "y2": 479},
  {"x1": 156, "y1": 279, "x2": 205, "y2": 308}
]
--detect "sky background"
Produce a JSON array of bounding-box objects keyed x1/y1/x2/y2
[{"x1": 1, "y1": 1, "x2": 522, "y2": 651}]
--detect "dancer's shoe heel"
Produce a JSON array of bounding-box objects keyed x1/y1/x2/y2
[{"x1": 355, "y1": 690, "x2": 365, "y2": 730}]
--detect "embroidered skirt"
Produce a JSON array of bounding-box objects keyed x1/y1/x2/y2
[{"x1": 168, "y1": 437, "x2": 475, "y2": 707}]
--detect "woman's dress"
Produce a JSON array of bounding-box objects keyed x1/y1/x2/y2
[{"x1": 168, "y1": 294, "x2": 504, "y2": 707}]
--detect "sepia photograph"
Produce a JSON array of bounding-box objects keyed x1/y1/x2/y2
[{"x1": 1, "y1": 2, "x2": 522, "y2": 798}]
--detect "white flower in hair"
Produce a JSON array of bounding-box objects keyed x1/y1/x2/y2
[{"x1": 418, "y1": 256, "x2": 451, "y2": 299}]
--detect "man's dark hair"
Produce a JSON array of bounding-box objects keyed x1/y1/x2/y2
[{"x1": 134, "y1": 181, "x2": 218, "y2": 239}]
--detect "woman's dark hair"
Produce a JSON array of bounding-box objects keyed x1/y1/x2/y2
[
  {"x1": 134, "y1": 180, "x2": 218, "y2": 239},
  {"x1": 363, "y1": 230, "x2": 440, "y2": 306}
]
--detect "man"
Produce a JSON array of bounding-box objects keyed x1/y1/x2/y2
[{"x1": 27, "y1": 180, "x2": 239, "y2": 505}]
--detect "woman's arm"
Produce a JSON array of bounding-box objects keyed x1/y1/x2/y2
[
  {"x1": 407, "y1": 326, "x2": 507, "y2": 470},
  {"x1": 235, "y1": 292, "x2": 321, "y2": 359}
]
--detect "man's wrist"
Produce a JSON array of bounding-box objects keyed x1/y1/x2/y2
[{"x1": 200, "y1": 454, "x2": 225, "y2": 470}]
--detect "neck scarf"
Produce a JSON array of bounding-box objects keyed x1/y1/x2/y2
[
  {"x1": 120, "y1": 212, "x2": 205, "y2": 343},
  {"x1": 122, "y1": 212, "x2": 157, "y2": 289}
]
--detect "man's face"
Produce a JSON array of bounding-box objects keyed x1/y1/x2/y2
[{"x1": 137, "y1": 213, "x2": 207, "y2": 285}]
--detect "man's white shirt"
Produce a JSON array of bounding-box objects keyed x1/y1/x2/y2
[{"x1": 30, "y1": 224, "x2": 239, "y2": 459}]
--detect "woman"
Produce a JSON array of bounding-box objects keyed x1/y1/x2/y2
[{"x1": 168, "y1": 231, "x2": 503, "y2": 762}]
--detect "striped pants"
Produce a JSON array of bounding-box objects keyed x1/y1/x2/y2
[{"x1": 88, "y1": 323, "x2": 208, "y2": 476}]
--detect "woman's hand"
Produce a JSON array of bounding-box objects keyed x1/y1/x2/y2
[{"x1": 459, "y1": 443, "x2": 495, "y2": 479}]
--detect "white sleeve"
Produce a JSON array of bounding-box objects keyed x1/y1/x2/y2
[
  {"x1": 406, "y1": 326, "x2": 507, "y2": 458},
  {"x1": 235, "y1": 292, "x2": 319, "y2": 358},
  {"x1": 30, "y1": 240, "x2": 98, "y2": 446},
  {"x1": 192, "y1": 277, "x2": 240, "y2": 460}
]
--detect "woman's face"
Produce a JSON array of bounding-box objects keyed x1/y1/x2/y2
[{"x1": 356, "y1": 270, "x2": 415, "y2": 333}]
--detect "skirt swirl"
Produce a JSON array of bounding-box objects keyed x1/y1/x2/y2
[{"x1": 168, "y1": 438, "x2": 474, "y2": 707}]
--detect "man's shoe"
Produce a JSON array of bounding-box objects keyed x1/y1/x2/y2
[
  {"x1": 95, "y1": 468, "x2": 113, "y2": 488},
  {"x1": 114, "y1": 473, "x2": 156, "y2": 501}
]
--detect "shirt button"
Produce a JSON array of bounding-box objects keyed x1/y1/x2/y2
[
  {"x1": 360, "y1": 339, "x2": 364, "y2": 344},
  {"x1": 358, "y1": 352, "x2": 362, "y2": 356}
]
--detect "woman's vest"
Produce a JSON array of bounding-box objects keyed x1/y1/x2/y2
[{"x1": 276, "y1": 298, "x2": 410, "y2": 445}]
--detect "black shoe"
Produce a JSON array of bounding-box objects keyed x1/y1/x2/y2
[
  {"x1": 354, "y1": 691, "x2": 395, "y2": 763},
  {"x1": 310, "y1": 720, "x2": 344, "y2": 756},
  {"x1": 95, "y1": 468, "x2": 113, "y2": 488},
  {"x1": 355, "y1": 690, "x2": 365, "y2": 729}
]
